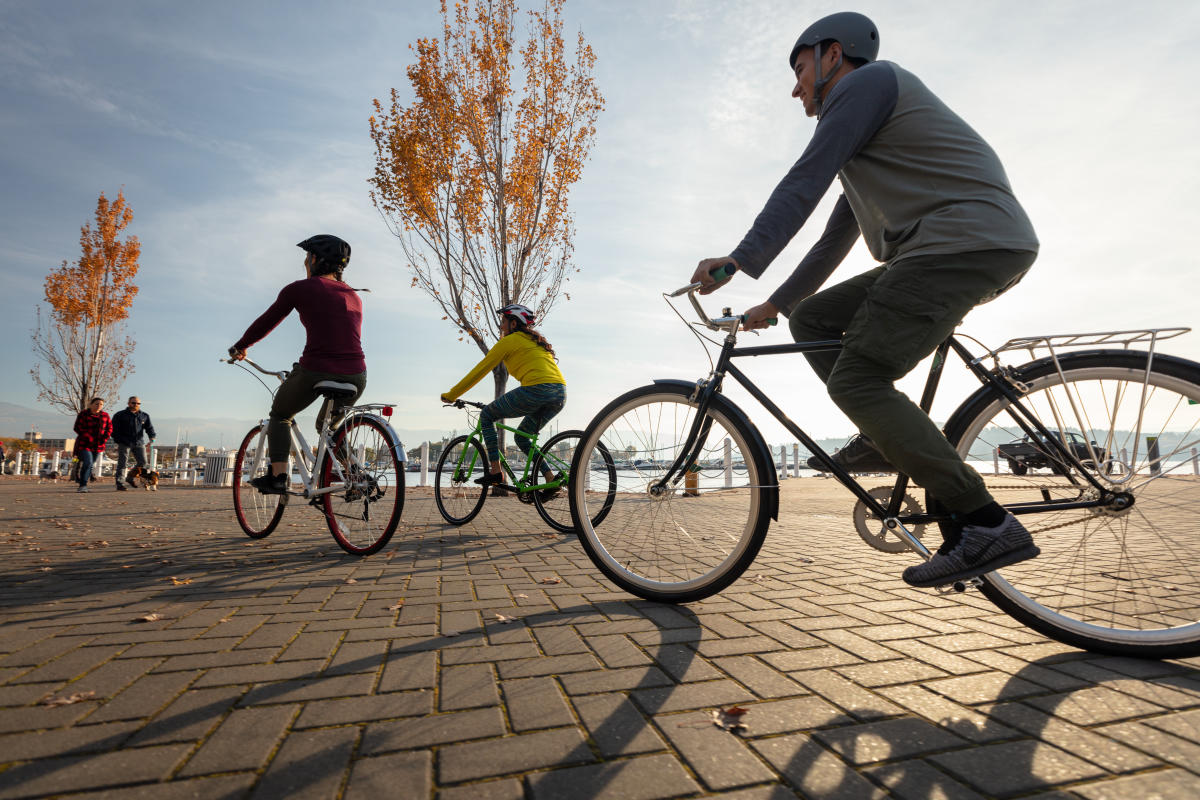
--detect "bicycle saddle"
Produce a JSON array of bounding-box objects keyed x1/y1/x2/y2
[{"x1": 313, "y1": 380, "x2": 359, "y2": 399}]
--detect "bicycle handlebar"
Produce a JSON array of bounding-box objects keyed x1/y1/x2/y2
[
  {"x1": 445, "y1": 399, "x2": 487, "y2": 410},
  {"x1": 666, "y1": 264, "x2": 778, "y2": 332},
  {"x1": 220, "y1": 356, "x2": 288, "y2": 382}
]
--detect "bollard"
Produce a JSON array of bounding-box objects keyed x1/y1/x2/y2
[
  {"x1": 1147, "y1": 437, "x2": 1162, "y2": 476},
  {"x1": 779, "y1": 445, "x2": 788, "y2": 481},
  {"x1": 993, "y1": 447, "x2": 999, "y2": 475},
  {"x1": 1193, "y1": 447, "x2": 1199, "y2": 476},
  {"x1": 684, "y1": 465, "x2": 699, "y2": 497},
  {"x1": 421, "y1": 441, "x2": 429, "y2": 487},
  {"x1": 793, "y1": 443, "x2": 800, "y2": 477},
  {"x1": 724, "y1": 439, "x2": 732, "y2": 488}
]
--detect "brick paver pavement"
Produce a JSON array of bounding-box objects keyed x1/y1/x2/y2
[{"x1": 1, "y1": 477, "x2": 1198, "y2": 799}]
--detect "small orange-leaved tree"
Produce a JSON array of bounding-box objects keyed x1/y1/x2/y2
[
  {"x1": 369, "y1": 0, "x2": 603, "y2": 399},
  {"x1": 31, "y1": 190, "x2": 141, "y2": 414}
]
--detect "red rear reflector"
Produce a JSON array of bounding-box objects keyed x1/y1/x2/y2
[{"x1": 382, "y1": 406, "x2": 393, "y2": 417}]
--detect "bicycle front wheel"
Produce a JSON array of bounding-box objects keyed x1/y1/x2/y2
[
  {"x1": 232, "y1": 424, "x2": 286, "y2": 538},
  {"x1": 435, "y1": 435, "x2": 488, "y2": 525},
  {"x1": 320, "y1": 415, "x2": 404, "y2": 555},
  {"x1": 570, "y1": 384, "x2": 773, "y2": 603},
  {"x1": 532, "y1": 430, "x2": 617, "y2": 534},
  {"x1": 946, "y1": 349, "x2": 1200, "y2": 658}
]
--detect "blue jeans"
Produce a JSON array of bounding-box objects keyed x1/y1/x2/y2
[
  {"x1": 480, "y1": 384, "x2": 566, "y2": 463},
  {"x1": 77, "y1": 450, "x2": 98, "y2": 487}
]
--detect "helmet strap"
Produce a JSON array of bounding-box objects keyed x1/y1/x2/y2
[{"x1": 810, "y1": 42, "x2": 843, "y2": 118}]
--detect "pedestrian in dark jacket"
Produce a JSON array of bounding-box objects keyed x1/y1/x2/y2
[
  {"x1": 72, "y1": 398, "x2": 112, "y2": 493},
  {"x1": 110, "y1": 396, "x2": 156, "y2": 491}
]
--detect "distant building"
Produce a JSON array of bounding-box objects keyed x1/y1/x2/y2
[{"x1": 24, "y1": 432, "x2": 74, "y2": 452}]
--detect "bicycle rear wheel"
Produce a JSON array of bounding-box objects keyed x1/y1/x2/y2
[
  {"x1": 945, "y1": 349, "x2": 1200, "y2": 658},
  {"x1": 570, "y1": 383, "x2": 773, "y2": 603},
  {"x1": 532, "y1": 430, "x2": 617, "y2": 533},
  {"x1": 435, "y1": 435, "x2": 488, "y2": 525},
  {"x1": 320, "y1": 415, "x2": 404, "y2": 555},
  {"x1": 232, "y1": 424, "x2": 286, "y2": 538}
]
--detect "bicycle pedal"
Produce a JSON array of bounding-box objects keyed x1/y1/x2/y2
[{"x1": 935, "y1": 576, "x2": 984, "y2": 595}]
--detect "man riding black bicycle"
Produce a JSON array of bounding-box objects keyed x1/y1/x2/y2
[{"x1": 691, "y1": 12, "x2": 1041, "y2": 588}]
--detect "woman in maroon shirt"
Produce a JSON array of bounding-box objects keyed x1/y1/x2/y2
[
  {"x1": 73, "y1": 397, "x2": 113, "y2": 493},
  {"x1": 229, "y1": 235, "x2": 366, "y2": 494}
]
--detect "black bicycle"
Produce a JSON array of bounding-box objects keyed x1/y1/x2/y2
[{"x1": 569, "y1": 277, "x2": 1200, "y2": 658}]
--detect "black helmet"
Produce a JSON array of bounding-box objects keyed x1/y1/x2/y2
[
  {"x1": 788, "y1": 11, "x2": 879, "y2": 70},
  {"x1": 297, "y1": 234, "x2": 351, "y2": 275}
]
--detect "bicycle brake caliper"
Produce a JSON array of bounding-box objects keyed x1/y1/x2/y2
[{"x1": 995, "y1": 366, "x2": 1031, "y2": 396}]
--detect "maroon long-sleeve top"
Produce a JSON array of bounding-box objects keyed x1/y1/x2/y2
[{"x1": 234, "y1": 276, "x2": 366, "y2": 374}]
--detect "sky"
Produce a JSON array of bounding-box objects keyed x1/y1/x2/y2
[{"x1": 2, "y1": 0, "x2": 1199, "y2": 450}]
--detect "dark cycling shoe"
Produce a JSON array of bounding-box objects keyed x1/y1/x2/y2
[
  {"x1": 903, "y1": 514, "x2": 1040, "y2": 588},
  {"x1": 251, "y1": 472, "x2": 289, "y2": 494},
  {"x1": 539, "y1": 472, "x2": 565, "y2": 503},
  {"x1": 474, "y1": 471, "x2": 504, "y2": 487},
  {"x1": 807, "y1": 434, "x2": 896, "y2": 473}
]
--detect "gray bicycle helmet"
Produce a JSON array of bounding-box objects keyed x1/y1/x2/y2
[{"x1": 789, "y1": 12, "x2": 879, "y2": 116}]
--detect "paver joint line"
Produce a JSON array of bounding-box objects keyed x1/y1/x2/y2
[{"x1": 1, "y1": 481, "x2": 1199, "y2": 799}]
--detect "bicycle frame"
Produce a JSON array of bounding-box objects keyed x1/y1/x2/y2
[
  {"x1": 243, "y1": 411, "x2": 374, "y2": 499},
  {"x1": 452, "y1": 412, "x2": 562, "y2": 493},
  {"x1": 662, "y1": 292, "x2": 1170, "y2": 557}
]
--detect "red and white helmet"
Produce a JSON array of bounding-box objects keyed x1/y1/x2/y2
[{"x1": 497, "y1": 303, "x2": 536, "y2": 326}]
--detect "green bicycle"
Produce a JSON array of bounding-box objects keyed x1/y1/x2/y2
[{"x1": 435, "y1": 399, "x2": 617, "y2": 532}]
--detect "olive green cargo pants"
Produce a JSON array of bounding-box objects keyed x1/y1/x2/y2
[{"x1": 789, "y1": 249, "x2": 1036, "y2": 513}]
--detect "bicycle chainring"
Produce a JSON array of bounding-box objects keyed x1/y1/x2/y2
[
  {"x1": 851, "y1": 486, "x2": 927, "y2": 554},
  {"x1": 517, "y1": 489, "x2": 536, "y2": 505}
]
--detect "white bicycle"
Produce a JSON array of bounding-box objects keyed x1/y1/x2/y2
[{"x1": 224, "y1": 357, "x2": 406, "y2": 555}]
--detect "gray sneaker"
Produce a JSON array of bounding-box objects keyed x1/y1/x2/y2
[{"x1": 903, "y1": 513, "x2": 1039, "y2": 588}]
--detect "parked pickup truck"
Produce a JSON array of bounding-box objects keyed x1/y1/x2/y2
[{"x1": 997, "y1": 431, "x2": 1107, "y2": 475}]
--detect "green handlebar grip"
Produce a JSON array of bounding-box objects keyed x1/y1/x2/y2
[
  {"x1": 739, "y1": 315, "x2": 778, "y2": 326},
  {"x1": 710, "y1": 263, "x2": 736, "y2": 280}
]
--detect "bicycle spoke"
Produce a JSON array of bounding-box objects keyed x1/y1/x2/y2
[{"x1": 949, "y1": 352, "x2": 1200, "y2": 656}]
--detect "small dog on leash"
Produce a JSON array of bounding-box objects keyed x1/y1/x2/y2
[
  {"x1": 38, "y1": 471, "x2": 60, "y2": 484},
  {"x1": 127, "y1": 466, "x2": 160, "y2": 491}
]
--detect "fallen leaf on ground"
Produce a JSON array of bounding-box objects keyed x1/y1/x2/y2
[
  {"x1": 40, "y1": 691, "x2": 96, "y2": 707},
  {"x1": 710, "y1": 706, "x2": 749, "y2": 733},
  {"x1": 345, "y1": 578, "x2": 358, "y2": 584},
  {"x1": 494, "y1": 613, "x2": 515, "y2": 624},
  {"x1": 168, "y1": 576, "x2": 192, "y2": 585},
  {"x1": 514, "y1": 593, "x2": 529, "y2": 599},
  {"x1": 133, "y1": 613, "x2": 167, "y2": 623},
  {"x1": 386, "y1": 600, "x2": 405, "y2": 610},
  {"x1": 539, "y1": 578, "x2": 562, "y2": 585}
]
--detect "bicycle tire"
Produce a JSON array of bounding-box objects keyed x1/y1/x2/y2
[
  {"x1": 943, "y1": 349, "x2": 1200, "y2": 658},
  {"x1": 570, "y1": 383, "x2": 773, "y2": 603},
  {"x1": 532, "y1": 430, "x2": 617, "y2": 534},
  {"x1": 435, "y1": 435, "x2": 488, "y2": 525},
  {"x1": 320, "y1": 414, "x2": 405, "y2": 556},
  {"x1": 232, "y1": 424, "x2": 287, "y2": 538}
]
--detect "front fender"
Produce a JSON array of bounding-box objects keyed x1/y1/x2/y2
[{"x1": 653, "y1": 379, "x2": 779, "y2": 521}]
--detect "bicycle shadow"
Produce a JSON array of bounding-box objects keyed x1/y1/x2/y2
[{"x1": 746, "y1": 652, "x2": 1200, "y2": 798}]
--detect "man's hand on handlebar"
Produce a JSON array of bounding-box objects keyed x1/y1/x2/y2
[
  {"x1": 741, "y1": 300, "x2": 780, "y2": 331},
  {"x1": 228, "y1": 346, "x2": 247, "y2": 362},
  {"x1": 691, "y1": 257, "x2": 738, "y2": 295}
]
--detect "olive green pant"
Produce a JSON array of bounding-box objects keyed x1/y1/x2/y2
[
  {"x1": 789, "y1": 249, "x2": 1036, "y2": 513},
  {"x1": 268, "y1": 363, "x2": 367, "y2": 463}
]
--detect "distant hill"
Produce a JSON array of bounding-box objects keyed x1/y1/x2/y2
[{"x1": 0, "y1": 401, "x2": 450, "y2": 452}]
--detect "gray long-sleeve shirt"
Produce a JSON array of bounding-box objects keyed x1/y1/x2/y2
[{"x1": 729, "y1": 61, "x2": 1039, "y2": 314}]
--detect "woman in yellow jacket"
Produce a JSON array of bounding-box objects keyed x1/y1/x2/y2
[{"x1": 440, "y1": 304, "x2": 566, "y2": 488}]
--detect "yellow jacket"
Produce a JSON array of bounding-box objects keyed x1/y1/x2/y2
[{"x1": 442, "y1": 333, "x2": 565, "y2": 402}]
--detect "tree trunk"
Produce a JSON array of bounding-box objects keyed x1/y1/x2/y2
[{"x1": 491, "y1": 363, "x2": 509, "y2": 458}]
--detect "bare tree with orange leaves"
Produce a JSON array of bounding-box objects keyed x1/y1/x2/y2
[
  {"x1": 369, "y1": 0, "x2": 603, "y2": 399},
  {"x1": 31, "y1": 190, "x2": 141, "y2": 414}
]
